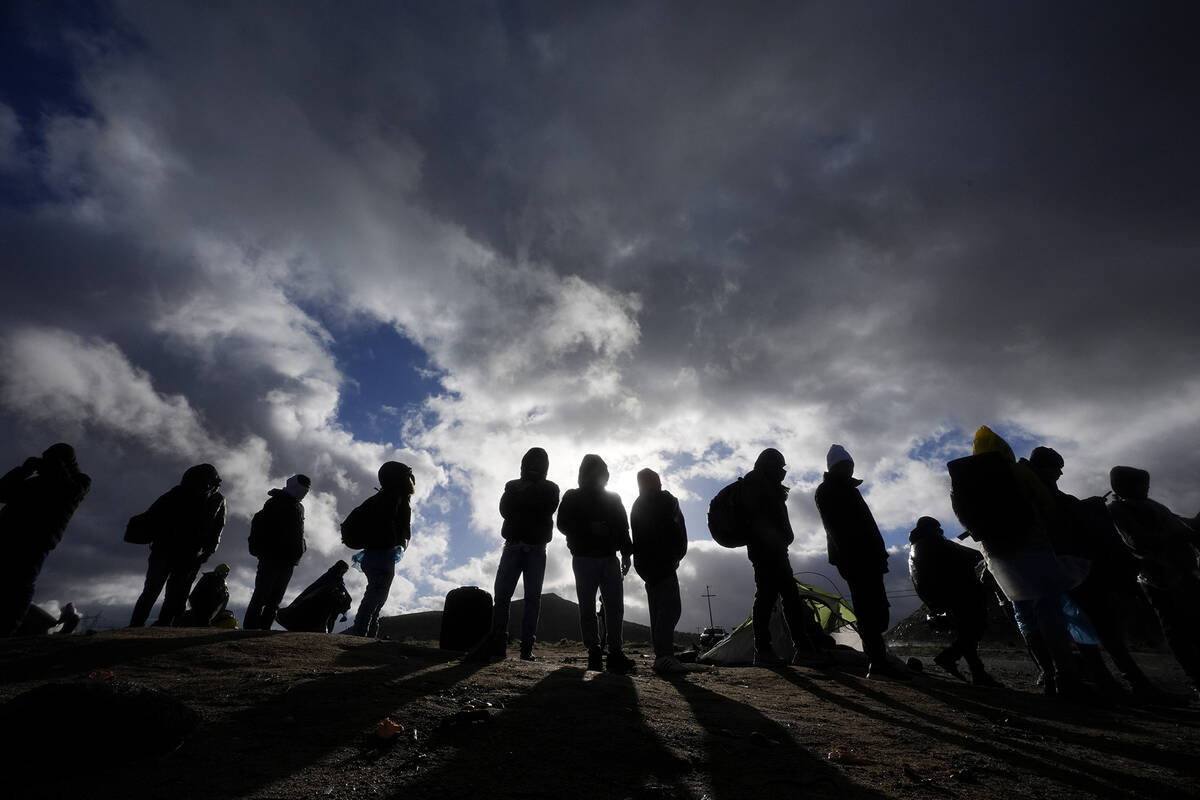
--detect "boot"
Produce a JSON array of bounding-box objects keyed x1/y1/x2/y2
[
  {"x1": 587, "y1": 647, "x2": 604, "y2": 671},
  {"x1": 934, "y1": 646, "x2": 966, "y2": 681}
]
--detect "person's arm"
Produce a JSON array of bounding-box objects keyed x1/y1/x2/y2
[
  {"x1": 201, "y1": 496, "x2": 226, "y2": 558},
  {"x1": 0, "y1": 460, "x2": 37, "y2": 503}
]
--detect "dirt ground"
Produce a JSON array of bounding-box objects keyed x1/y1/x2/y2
[{"x1": 1, "y1": 629, "x2": 1198, "y2": 800}]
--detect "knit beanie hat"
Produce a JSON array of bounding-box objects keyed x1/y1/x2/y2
[{"x1": 826, "y1": 444, "x2": 853, "y2": 470}]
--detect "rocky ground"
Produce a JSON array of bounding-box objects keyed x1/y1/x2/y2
[{"x1": 1, "y1": 629, "x2": 1198, "y2": 800}]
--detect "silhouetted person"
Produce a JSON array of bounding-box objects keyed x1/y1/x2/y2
[
  {"x1": 0, "y1": 443, "x2": 91, "y2": 636},
  {"x1": 180, "y1": 563, "x2": 230, "y2": 626},
  {"x1": 244, "y1": 474, "x2": 311, "y2": 630},
  {"x1": 487, "y1": 447, "x2": 560, "y2": 660},
  {"x1": 816, "y1": 445, "x2": 907, "y2": 680},
  {"x1": 57, "y1": 602, "x2": 81, "y2": 635},
  {"x1": 1029, "y1": 448, "x2": 1167, "y2": 699},
  {"x1": 1108, "y1": 466, "x2": 1200, "y2": 701},
  {"x1": 129, "y1": 464, "x2": 226, "y2": 627},
  {"x1": 277, "y1": 560, "x2": 352, "y2": 632},
  {"x1": 957, "y1": 427, "x2": 1084, "y2": 697},
  {"x1": 346, "y1": 462, "x2": 414, "y2": 637},
  {"x1": 908, "y1": 516, "x2": 999, "y2": 686},
  {"x1": 631, "y1": 468, "x2": 688, "y2": 675},
  {"x1": 741, "y1": 448, "x2": 825, "y2": 667},
  {"x1": 557, "y1": 454, "x2": 635, "y2": 674}
]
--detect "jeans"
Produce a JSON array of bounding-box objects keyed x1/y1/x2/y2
[
  {"x1": 573, "y1": 555, "x2": 624, "y2": 652},
  {"x1": 130, "y1": 550, "x2": 203, "y2": 627},
  {"x1": 645, "y1": 572, "x2": 681, "y2": 657},
  {"x1": 492, "y1": 543, "x2": 547, "y2": 652},
  {"x1": 351, "y1": 548, "x2": 396, "y2": 637},
  {"x1": 245, "y1": 559, "x2": 295, "y2": 630}
]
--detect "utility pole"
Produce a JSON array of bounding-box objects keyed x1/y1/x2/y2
[{"x1": 702, "y1": 585, "x2": 717, "y2": 629}]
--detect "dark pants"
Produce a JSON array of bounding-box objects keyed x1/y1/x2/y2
[
  {"x1": 130, "y1": 550, "x2": 203, "y2": 627},
  {"x1": 750, "y1": 550, "x2": 818, "y2": 653},
  {"x1": 245, "y1": 559, "x2": 295, "y2": 630},
  {"x1": 842, "y1": 571, "x2": 890, "y2": 664},
  {"x1": 491, "y1": 543, "x2": 547, "y2": 653},
  {"x1": 1141, "y1": 574, "x2": 1200, "y2": 687},
  {"x1": 0, "y1": 547, "x2": 48, "y2": 637},
  {"x1": 573, "y1": 555, "x2": 624, "y2": 653},
  {"x1": 1071, "y1": 576, "x2": 1150, "y2": 686},
  {"x1": 934, "y1": 589, "x2": 988, "y2": 672},
  {"x1": 646, "y1": 572, "x2": 681, "y2": 658},
  {"x1": 351, "y1": 549, "x2": 395, "y2": 638}
]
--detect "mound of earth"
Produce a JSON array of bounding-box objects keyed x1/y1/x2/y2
[{"x1": 1, "y1": 629, "x2": 1197, "y2": 799}]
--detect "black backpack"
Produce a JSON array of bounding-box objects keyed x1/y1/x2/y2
[
  {"x1": 947, "y1": 452, "x2": 1034, "y2": 545},
  {"x1": 340, "y1": 500, "x2": 371, "y2": 550},
  {"x1": 707, "y1": 479, "x2": 748, "y2": 548},
  {"x1": 247, "y1": 507, "x2": 269, "y2": 557}
]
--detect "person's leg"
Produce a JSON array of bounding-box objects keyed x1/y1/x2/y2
[
  {"x1": 352, "y1": 550, "x2": 395, "y2": 637},
  {"x1": 257, "y1": 561, "x2": 295, "y2": 630},
  {"x1": 750, "y1": 556, "x2": 781, "y2": 656},
  {"x1": 156, "y1": 557, "x2": 203, "y2": 627},
  {"x1": 845, "y1": 574, "x2": 889, "y2": 665},
  {"x1": 777, "y1": 565, "x2": 820, "y2": 652},
  {"x1": 244, "y1": 559, "x2": 270, "y2": 630},
  {"x1": 519, "y1": 547, "x2": 547, "y2": 656},
  {"x1": 572, "y1": 556, "x2": 602, "y2": 652},
  {"x1": 647, "y1": 573, "x2": 681, "y2": 658},
  {"x1": 598, "y1": 556, "x2": 625, "y2": 655},
  {"x1": 491, "y1": 545, "x2": 522, "y2": 637},
  {"x1": 0, "y1": 549, "x2": 47, "y2": 637},
  {"x1": 129, "y1": 551, "x2": 171, "y2": 627},
  {"x1": 1144, "y1": 579, "x2": 1200, "y2": 688}
]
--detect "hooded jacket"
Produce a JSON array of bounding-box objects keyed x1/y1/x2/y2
[
  {"x1": 141, "y1": 467, "x2": 226, "y2": 560},
  {"x1": 0, "y1": 447, "x2": 91, "y2": 554},
  {"x1": 907, "y1": 521, "x2": 984, "y2": 612},
  {"x1": 631, "y1": 482, "x2": 688, "y2": 585},
  {"x1": 249, "y1": 488, "x2": 307, "y2": 565},
  {"x1": 1107, "y1": 466, "x2": 1200, "y2": 589},
  {"x1": 740, "y1": 467, "x2": 795, "y2": 558},
  {"x1": 815, "y1": 472, "x2": 888, "y2": 576},
  {"x1": 556, "y1": 454, "x2": 631, "y2": 558},
  {"x1": 499, "y1": 448, "x2": 561, "y2": 546}
]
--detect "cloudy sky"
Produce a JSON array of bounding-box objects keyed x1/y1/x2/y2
[{"x1": 3, "y1": 1, "x2": 1198, "y2": 636}]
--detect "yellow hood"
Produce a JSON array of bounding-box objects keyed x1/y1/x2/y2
[{"x1": 972, "y1": 425, "x2": 1015, "y2": 462}]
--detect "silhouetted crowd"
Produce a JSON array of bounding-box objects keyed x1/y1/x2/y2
[{"x1": 1, "y1": 429, "x2": 1197, "y2": 703}]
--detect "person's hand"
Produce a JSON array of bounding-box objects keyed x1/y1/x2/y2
[{"x1": 621, "y1": 554, "x2": 631, "y2": 576}]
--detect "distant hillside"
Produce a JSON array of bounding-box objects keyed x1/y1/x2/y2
[{"x1": 378, "y1": 592, "x2": 696, "y2": 646}]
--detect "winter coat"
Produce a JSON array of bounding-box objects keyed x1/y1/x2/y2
[
  {"x1": 907, "y1": 527, "x2": 984, "y2": 612},
  {"x1": 141, "y1": 486, "x2": 226, "y2": 561},
  {"x1": 187, "y1": 571, "x2": 230, "y2": 622},
  {"x1": 352, "y1": 489, "x2": 412, "y2": 551},
  {"x1": 631, "y1": 490, "x2": 688, "y2": 585},
  {"x1": 1108, "y1": 472, "x2": 1200, "y2": 590},
  {"x1": 815, "y1": 473, "x2": 888, "y2": 577},
  {"x1": 249, "y1": 488, "x2": 307, "y2": 565},
  {"x1": 499, "y1": 452, "x2": 560, "y2": 546},
  {"x1": 738, "y1": 468, "x2": 795, "y2": 561},
  {"x1": 557, "y1": 488, "x2": 631, "y2": 558},
  {"x1": 0, "y1": 459, "x2": 91, "y2": 554}
]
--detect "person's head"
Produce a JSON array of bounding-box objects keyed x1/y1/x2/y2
[
  {"x1": 636, "y1": 468, "x2": 661, "y2": 496},
  {"x1": 578, "y1": 454, "x2": 609, "y2": 490},
  {"x1": 378, "y1": 461, "x2": 415, "y2": 495},
  {"x1": 1029, "y1": 447, "x2": 1065, "y2": 487},
  {"x1": 285, "y1": 473, "x2": 312, "y2": 501},
  {"x1": 908, "y1": 515, "x2": 943, "y2": 543},
  {"x1": 181, "y1": 463, "x2": 222, "y2": 496},
  {"x1": 825, "y1": 444, "x2": 853, "y2": 478},
  {"x1": 1110, "y1": 466, "x2": 1150, "y2": 501},
  {"x1": 333, "y1": 559, "x2": 349, "y2": 575},
  {"x1": 520, "y1": 447, "x2": 549, "y2": 481},
  {"x1": 214, "y1": 563, "x2": 231, "y2": 579},
  {"x1": 41, "y1": 443, "x2": 78, "y2": 470},
  {"x1": 754, "y1": 448, "x2": 787, "y2": 483}
]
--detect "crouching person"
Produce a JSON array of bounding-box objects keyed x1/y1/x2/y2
[
  {"x1": 631, "y1": 468, "x2": 688, "y2": 675},
  {"x1": 179, "y1": 563, "x2": 231, "y2": 627},
  {"x1": 277, "y1": 561, "x2": 353, "y2": 633}
]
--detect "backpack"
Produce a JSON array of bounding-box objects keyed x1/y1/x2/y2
[
  {"x1": 123, "y1": 512, "x2": 155, "y2": 545},
  {"x1": 247, "y1": 507, "x2": 268, "y2": 557},
  {"x1": 707, "y1": 479, "x2": 748, "y2": 548},
  {"x1": 947, "y1": 452, "x2": 1034, "y2": 545},
  {"x1": 340, "y1": 500, "x2": 371, "y2": 550}
]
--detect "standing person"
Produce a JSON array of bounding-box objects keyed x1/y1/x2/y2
[
  {"x1": 557, "y1": 454, "x2": 636, "y2": 674},
  {"x1": 815, "y1": 445, "x2": 908, "y2": 680},
  {"x1": 1108, "y1": 466, "x2": 1200, "y2": 702},
  {"x1": 244, "y1": 474, "x2": 311, "y2": 630},
  {"x1": 343, "y1": 461, "x2": 414, "y2": 638},
  {"x1": 907, "y1": 517, "x2": 1000, "y2": 686},
  {"x1": 483, "y1": 447, "x2": 560, "y2": 661},
  {"x1": 128, "y1": 464, "x2": 225, "y2": 628},
  {"x1": 739, "y1": 448, "x2": 825, "y2": 667},
  {"x1": 631, "y1": 468, "x2": 688, "y2": 675},
  {"x1": 0, "y1": 443, "x2": 91, "y2": 636}
]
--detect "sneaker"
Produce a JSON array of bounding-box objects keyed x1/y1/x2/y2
[
  {"x1": 652, "y1": 655, "x2": 688, "y2": 675},
  {"x1": 867, "y1": 661, "x2": 913, "y2": 682},
  {"x1": 607, "y1": 650, "x2": 637, "y2": 674},
  {"x1": 519, "y1": 650, "x2": 536, "y2": 662},
  {"x1": 753, "y1": 646, "x2": 786, "y2": 667},
  {"x1": 934, "y1": 650, "x2": 966, "y2": 681},
  {"x1": 587, "y1": 647, "x2": 604, "y2": 671}
]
